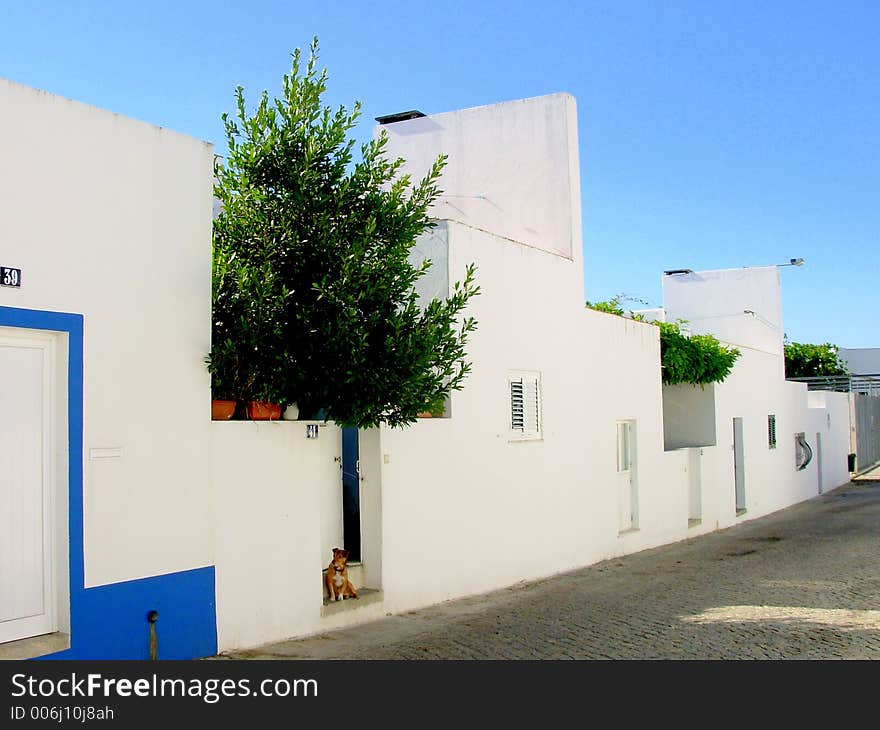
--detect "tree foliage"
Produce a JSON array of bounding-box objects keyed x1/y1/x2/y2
[
  {"x1": 208, "y1": 39, "x2": 480, "y2": 427},
  {"x1": 584, "y1": 293, "x2": 650, "y2": 317},
  {"x1": 584, "y1": 298, "x2": 625, "y2": 316},
  {"x1": 585, "y1": 297, "x2": 741, "y2": 386},
  {"x1": 783, "y1": 340, "x2": 847, "y2": 378},
  {"x1": 657, "y1": 321, "x2": 740, "y2": 386}
]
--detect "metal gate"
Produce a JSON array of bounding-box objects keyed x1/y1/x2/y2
[{"x1": 854, "y1": 393, "x2": 880, "y2": 473}]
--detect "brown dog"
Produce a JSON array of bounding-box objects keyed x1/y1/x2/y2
[{"x1": 325, "y1": 547, "x2": 358, "y2": 601}]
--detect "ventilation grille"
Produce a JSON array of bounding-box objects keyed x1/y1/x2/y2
[{"x1": 768, "y1": 415, "x2": 777, "y2": 449}]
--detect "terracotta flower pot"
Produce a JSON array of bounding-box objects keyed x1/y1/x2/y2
[
  {"x1": 246, "y1": 401, "x2": 282, "y2": 420},
  {"x1": 211, "y1": 399, "x2": 237, "y2": 420}
]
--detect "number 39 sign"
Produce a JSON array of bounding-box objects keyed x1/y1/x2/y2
[{"x1": 1, "y1": 266, "x2": 22, "y2": 288}]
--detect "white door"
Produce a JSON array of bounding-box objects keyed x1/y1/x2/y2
[
  {"x1": 617, "y1": 421, "x2": 634, "y2": 531},
  {"x1": 0, "y1": 333, "x2": 55, "y2": 644},
  {"x1": 733, "y1": 417, "x2": 746, "y2": 513}
]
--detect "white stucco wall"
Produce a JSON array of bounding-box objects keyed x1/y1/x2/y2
[
  {"x1": 660, "y1": 266, "x2": 850, "y2": 527},
  {"x1": 212, "y1": 421, "x2": 342, "y2": 652},
  {"x1": 347, "y1": 102, "x2": 851, "y2": 622},
  {"x1": 371, "y1": 221, "x2": 684, "y2": 614},
  {"x1": 807, "y1": 389, "x2": 852, "y2": 491},
  {"x1": 410, "y1": 220, "x2": 450, "y2": 305},
  {"x1": 664, "y1": 266, "x2": 785, "y2": 359},
  {"x1": 206, "y1": 222, "x2": 852, "y2": 653},
  {"x1": 379, "y1": 93, "x2": 583, "y2": 286},
  {"x1": 208, "y1": 95, "x2": 852, "y2": 651},
  {"x1": 0, "y1": 79, "x2": 215, "y2": 587},
  {"x1": 662, "y1": 383, "x2": 717, "y2": 449},
  {"x1": 367, "y1": 233, "x2": 853, "y2": 617},
  {"x1": 697, "y1": 352, "x2": 813, "y2": 526}
]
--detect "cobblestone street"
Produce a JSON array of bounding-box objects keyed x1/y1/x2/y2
[{"x1": 227, "y1": 479, "x2": 880, "y2": 660}]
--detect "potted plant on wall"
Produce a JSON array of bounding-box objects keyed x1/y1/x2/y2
[
  {"x1": 207, "y1": 339, "x2": 244, "y2": 420},
  {"x1": 244, "y1": 384, "x2": 283, "y2": 420},
  {"x1": 417, "y1": 395, "x2": 447, "y2": 418},
  {"x1": 207, "y1": 337, "x2": 286, "y2": 420}
]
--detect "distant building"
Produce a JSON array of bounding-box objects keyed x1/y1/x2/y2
[{"x1": 838, "y1": 348, "x2": 880, "y2": 376}]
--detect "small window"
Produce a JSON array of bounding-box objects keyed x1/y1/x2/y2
[
  {"x1": 509, "y1": 371, "x2": 541, "y2": 440},
  {"x1": 768, "y1": 415, "x2": 777, "y2": 449}
]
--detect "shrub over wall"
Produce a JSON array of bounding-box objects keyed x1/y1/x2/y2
[
  {"x1": 657, "y1": 321, "x2": 740, "y2": 386},
  {"x1": 586, "y1": 297, "x2": 741, "y2": 386}
]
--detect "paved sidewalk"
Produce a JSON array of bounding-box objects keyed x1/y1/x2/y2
[{"x1": 225, "y1": 481, "x2": 880, "y2": 659}]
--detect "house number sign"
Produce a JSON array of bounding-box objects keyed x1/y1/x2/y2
[{"x1": 1, "y1": 266, "x2": 22, "y2": 288}]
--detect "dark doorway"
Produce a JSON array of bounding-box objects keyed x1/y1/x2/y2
[{"x1": 341, "y1": 427, "x2": 361, "y2": 562}]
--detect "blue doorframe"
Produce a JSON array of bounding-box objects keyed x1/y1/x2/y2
[{"x1": 0, "y1": 305, "x2": 216, "y2": 659}]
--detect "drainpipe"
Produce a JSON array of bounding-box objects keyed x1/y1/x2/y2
[{"x1": 147, "y1": 610, "x2": 159, "y2": 660}]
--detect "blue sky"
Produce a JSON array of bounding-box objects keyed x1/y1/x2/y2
[{"x1": 2, "y1": 1, "x2": 877, "y2": 346}]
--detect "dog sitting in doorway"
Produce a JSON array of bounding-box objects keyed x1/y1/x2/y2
[{"x1": 325, "y1": 547, "x2": 359, "y2": 601}]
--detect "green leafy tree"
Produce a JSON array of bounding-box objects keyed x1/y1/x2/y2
[
  {"x1": 208, "y1": 39, "x2": 480, "y2": 427},
  {"x1": 783, "y1": 340, "x2": 847, "y2": 378}
]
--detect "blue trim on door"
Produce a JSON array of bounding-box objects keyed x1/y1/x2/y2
[{"x1": 1, "y1": 305, "x2": 218, "y2": 659}]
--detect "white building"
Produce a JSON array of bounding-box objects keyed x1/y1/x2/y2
[
  {"x1": 837, "y1": 348, "x2": 880, "y2": 376},
  {"x1": 211, "y1": 94, "x2": 851, "y2": 651},
  {"x1": 0, "y1": 79, "x2": 216, "y2": 659},
  {"x1": 0, "y1": 81, "x2": 852, "y2": 659}
]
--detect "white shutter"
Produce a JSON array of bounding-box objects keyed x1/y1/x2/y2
[
  {"x1": 509, "y1": 371, "x2": 541, "y2": 440},
  {"x1": 523, "y1": 377, "x2": 540, "y2": 435}
]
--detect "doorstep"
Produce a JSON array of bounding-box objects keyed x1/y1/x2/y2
[
  {"x1": 0, "y1": 632, "x2": 69, "y2": 660},
  {"x1": 320, "y1": 588, "x2": 382, "y2": 618}
]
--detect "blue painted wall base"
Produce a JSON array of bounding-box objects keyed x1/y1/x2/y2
[{"x1": 42, "y1": 567, "x2": 217, "y2": 660}]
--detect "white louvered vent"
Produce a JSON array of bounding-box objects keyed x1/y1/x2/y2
[{"x1": 509, "y1": 371, "x2": 541, "y2": 440}]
